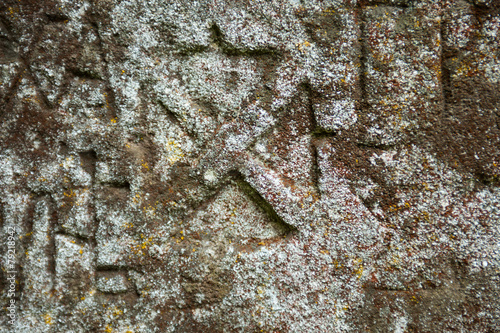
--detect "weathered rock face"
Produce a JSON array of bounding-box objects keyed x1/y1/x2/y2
[{"x1": 1, "y1": 0, "x2": 499, "y2": 332}]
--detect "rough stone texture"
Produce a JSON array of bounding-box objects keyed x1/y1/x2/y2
[{"x1": 1, "y1": 0, "x2": 499, "y2": 332}]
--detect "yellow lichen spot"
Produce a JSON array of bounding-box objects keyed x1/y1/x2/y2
[
  {"x1": 64, "y1": 189, "x2": 76, "y2": 198},
  {"x1": 122, "y1": 222, "x2": 134, "y2": 229},
  {"x1": 44, "y1": 313, "x2": 53, "y2": 325},
  {"x1": 43, "y1": 313, "x2": 54, "y2": 325},
  {"x1": 355, "y1": 264, "x2": 363, "y2": 279},
  {"x1": 165, "y1": 138, "x2": 184, "y2": 164},
  {"x1": 110, "y1": 117, "x2": 117, "y2": 124},
  {"x1": 105, "y1": 325, "x2": 113, "y2": 333}
]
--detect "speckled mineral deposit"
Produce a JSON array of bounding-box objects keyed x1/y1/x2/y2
[{"x1": 1, "y1": 0, "x2": 499, "y2": 332}]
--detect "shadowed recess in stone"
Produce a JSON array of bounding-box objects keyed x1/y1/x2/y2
[
  {"x1": 187, "y1": 173, "x2": 297, "y2": 241},
  {"x1": 232, "y1": 171, "x2": 297, "y2": 236}
]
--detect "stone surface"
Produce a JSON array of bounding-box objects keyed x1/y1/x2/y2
[{"x1": 1, "y1": 0, "x2": 499, "y2": 332}]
